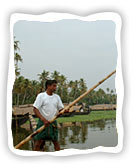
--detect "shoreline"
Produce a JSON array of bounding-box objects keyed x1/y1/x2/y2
[{"x1": 21, "y1": 110, "x2": 116, "y2": 126}]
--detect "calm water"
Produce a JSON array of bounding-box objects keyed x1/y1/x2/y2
[{"x1": 12, "y1": 119, "x2": 118, "y2": 152}]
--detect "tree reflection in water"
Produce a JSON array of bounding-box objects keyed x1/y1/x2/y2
[
  {"x1": 12, "y1": 127, "x2": 32, "y2": 150},
  {"x1": 59, "y1": 123, "x2": 68, "y2": 146},
  {"x1": 81, "y1": 122, "x2": 88, "y2": 143},
  {"x1": 59, "y1": 120, "x2": 108, "y2": 145},
  {"x1": 89, "y1": 118, "x2": 116, "y2": 131},
  {"x1": 12, "y1": 119, "x2": 117, "y2": 151},
  {"x1": 69, "y1": 122, "x2": 81, "y2": 143}
]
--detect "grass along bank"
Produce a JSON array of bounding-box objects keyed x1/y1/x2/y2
[{"x1": 57, "y1": 111, "x2": 116, "y2": 123}]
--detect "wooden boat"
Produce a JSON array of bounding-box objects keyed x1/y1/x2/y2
[
  {"x1": 12, "y1": 112, "x2": 29, "y2": 129},
  {"x1": 89, "y1": 104, "x2": 116, "y2": 111},
  {"x1": 59, "y1": 109, "x2": 91, "y2": 117}
]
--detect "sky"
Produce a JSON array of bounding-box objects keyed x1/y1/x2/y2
[{"x1": 13, "y1": 19, "x2": 117, "y2": 92}]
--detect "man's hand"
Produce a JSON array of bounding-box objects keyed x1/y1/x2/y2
[
  {"x1": 33, "y1": 107, "x2": 50, "y2": 127},
  {"x1": 43, "y1": 119, "x2": 49, "y2": 127},
  {"x1": 64, "y1": 109, "x2": 69, "y2": 113}
]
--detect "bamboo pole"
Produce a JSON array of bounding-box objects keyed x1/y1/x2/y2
[{"x1": 15, "y1": 70, "x2": 116, "y2": 149}]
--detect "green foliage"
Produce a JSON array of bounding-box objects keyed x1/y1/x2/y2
[{"x1": 12, "y1": 69, "x2": 117, "y2": 106}]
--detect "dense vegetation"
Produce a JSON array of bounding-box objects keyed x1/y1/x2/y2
[{"x1": 12, "y1": 38, "x2": 117, "y2": 106}]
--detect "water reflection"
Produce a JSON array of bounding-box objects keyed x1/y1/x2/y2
[
  {"x1": 12, "y1": 127, "x2": 32, "y2": 150},
  {"x1": 12, "y1": 119, "x2": 118, "y2": 152}
]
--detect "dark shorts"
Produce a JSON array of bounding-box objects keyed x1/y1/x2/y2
[{"x1": 34, "y1": 119, "x2": 58, "y2": 141}]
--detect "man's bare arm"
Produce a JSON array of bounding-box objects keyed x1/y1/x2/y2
[{"x1": 33, "y1": 107, "x2": 49, "y2": 126}]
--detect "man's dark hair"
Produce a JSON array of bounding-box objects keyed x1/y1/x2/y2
[{"x1": 45, "y1": 80, "x2": 57, "y2": 90}]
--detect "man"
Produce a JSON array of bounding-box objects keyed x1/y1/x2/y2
[{"x1": 33, "y1": 80, "x2": 66, "y2": 151}]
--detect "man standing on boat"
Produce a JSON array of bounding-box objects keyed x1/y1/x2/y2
[{"x1": 33, "y1": 80, "x2": 66, "y2": 151}]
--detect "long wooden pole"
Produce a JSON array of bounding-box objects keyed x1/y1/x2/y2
[{"x1": 15, "y1": 70, "x2": 116, "y2": 149}]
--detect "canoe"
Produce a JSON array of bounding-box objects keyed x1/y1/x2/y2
[
  {"x1": 58, "y1": 109, "x2": 91, "y2": 117},
  {"x1": 12, "y1": 112, "x2": 29, "y2": 129}
]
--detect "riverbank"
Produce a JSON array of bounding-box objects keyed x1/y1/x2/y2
[
  {"x1": 57, "y1": 111, "x2": 116, "y2": 123},
  {"x1": 26, "y1": 111, "x2": 116, "y2": 124}
]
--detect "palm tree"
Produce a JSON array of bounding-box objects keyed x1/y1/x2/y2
[
  {"x1": 106, "y1": 88, "x2": 110, "y2": 93},
  {"x1": 51, "y1": 70, "x2": 60, "y2": 81},
  {"x1": 14, "y1": 65, "x2": 21, "y2": 77},
  {"x1": 96, "y1": 88, "x2": 105, "y2": 104},
  {"x1": 31, "y1": 80, "x2": 40, "y2": 95},
  {"x1": 14, "y1": 52, "x2": 23, "y2": 66},
  {"x1": 13, "y1": 76, "x2": 25, "y2": 105},
  {"x1": 38, "y1": 70, "x2": 49, "y2": 91},
  {"x1": 110, "y1": 89, "x2": 114, "y2": 94},
  {"x1": 14, "y1": 38, "x2": 20, "y2": 51},
  {"x1": 21, "y1": 78, "x2": 32, "y2": 104},
  {"x1": 79, "y1": 78, "x2": 87, "y2": 93},
  {"x1": 69, "y1": 80, "x2": 79, "y2": 100},
  {"x1": 51, "y1": 70, "x2": 62, "y2": 96},
  {"x1": 14, "y1": 37, "x2": 23, "y2": 78},
  {"x1": 58, "y1": 74, "x2": 68, "y2": 102}
]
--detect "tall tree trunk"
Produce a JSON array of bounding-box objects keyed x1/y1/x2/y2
[
  {"x1": 17, "y1": 93, "x2": 20, "y2": 106},
  {"x1": 22, "y1": 92, "x2": 27, "y2": 105}
]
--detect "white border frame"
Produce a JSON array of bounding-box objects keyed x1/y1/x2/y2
[{"x1": 7, "y1": 12, "x2": 123, "y2": 156}]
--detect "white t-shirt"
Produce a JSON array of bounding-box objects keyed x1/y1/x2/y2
[{"x1": 33, "y1": 92, "x2": 64, "y2": 121}]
